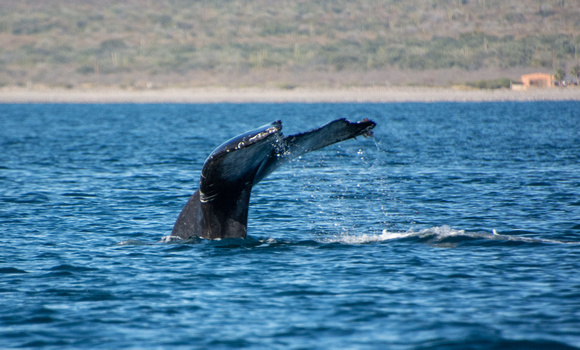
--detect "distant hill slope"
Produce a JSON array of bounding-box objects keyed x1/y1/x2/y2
[{"x1": 1, "y1": 0, "x2": 579, "y2": 88}]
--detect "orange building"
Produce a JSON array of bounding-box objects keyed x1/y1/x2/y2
[{"x1": 521, "y1": 73, "x2": 554, "y2": 88}]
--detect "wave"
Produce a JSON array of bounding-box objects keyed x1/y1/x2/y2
[
  {"x1": 316, "y1": 225, "x2": 579, "y2": 246},
  {"x1": 120, "y1": 225, "x2": 578, "y2": 248}
]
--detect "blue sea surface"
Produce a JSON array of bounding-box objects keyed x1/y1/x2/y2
[{"x1": 1, "y1": 102, "x2": 579, "y2": 349}]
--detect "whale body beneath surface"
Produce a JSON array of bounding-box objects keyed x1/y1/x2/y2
[{"x1": 170, "y1": 118, "x2": 376, "y2": 240}]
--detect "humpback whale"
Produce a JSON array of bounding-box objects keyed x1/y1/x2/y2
[{"x1": 170, "y1": 118, "x2": 376, "y2": 240}]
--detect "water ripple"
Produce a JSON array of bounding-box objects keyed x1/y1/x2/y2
[{"x1": 1, "y1": 102, "x2": 579, "y2": 349}]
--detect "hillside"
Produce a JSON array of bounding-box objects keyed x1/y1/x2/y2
[{"x1": 1, "y1": 0, "x2": 579, "y2": 88}]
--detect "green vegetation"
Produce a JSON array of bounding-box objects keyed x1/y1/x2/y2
[
  {"x1": 555, "y1": 68, "x2": 566, "y2": 85},
  {"x1": 467, "y1": 78, "x2": 512, "y2": 90},
  {"x1": 1, "y1": 0, "x2": 579, "y2": 88},
  {"x1": 571, "y1": 65, "x2": 580, "y2": 85}
]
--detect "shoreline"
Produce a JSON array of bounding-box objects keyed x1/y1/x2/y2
[{"x1": 1, "y1": 86, "x2": 579, "y2": 103}]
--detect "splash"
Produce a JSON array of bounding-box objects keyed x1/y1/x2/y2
[
  {"x1": 315, "y1": 225, "x2": 578, "y2": 246},
  {"x1": 312, "y1": 226, "x2": 469, "y2": 245},
  {"x1": 316, "y1": 230, "x2": 415, "y2": 244},
  {"x1": 126, "y1": 226, "x2": 578, "y2": 247}
]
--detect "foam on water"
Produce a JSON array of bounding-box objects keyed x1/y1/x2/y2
[
  {"x1": 144, "y1": 225, "x2": 579, "y2": 248},
  {"x1": 316, "y1": 225, "x2": 579, "y2": 246}
]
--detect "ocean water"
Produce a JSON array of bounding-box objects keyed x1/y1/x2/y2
[{"x1": 1, "y1": 102, "x2": 579, "y2": 349}]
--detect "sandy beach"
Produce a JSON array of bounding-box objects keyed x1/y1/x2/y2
[{"x1": 1, "y1": 86, "x2": 579, "y2": 103}]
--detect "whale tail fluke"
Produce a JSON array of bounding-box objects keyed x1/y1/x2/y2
[{"x1": 171, "y1": 118, "x2": 376, "y2": 240}]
